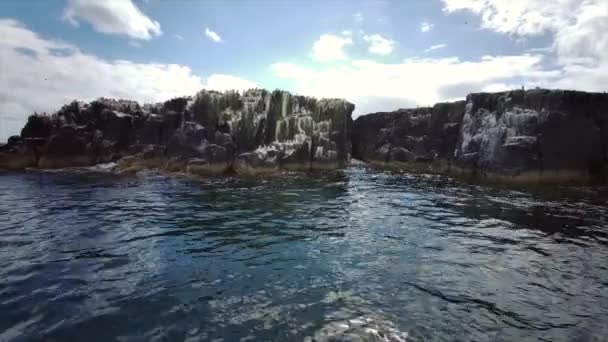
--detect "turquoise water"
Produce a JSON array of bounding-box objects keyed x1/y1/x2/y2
[{"x1": 1, "y1": 167, "x2": 607, "y2": 341}]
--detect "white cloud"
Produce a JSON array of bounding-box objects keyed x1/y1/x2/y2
[
  {"x1": 552, "y1": 1, "x2": 608, "y2": 64},
  {"x1": 273, "y1": 1, "x2": 608, "y2": 117},
  {"x1": 205, "y1": 74, "x2": 258, "y2": 92},
  {"x1": 482, "y1": 82, "x2": 520, "y2": 92},
  {"x1": 0, "y1": 19, "x2": 256, "y2": 140},
  {"x1": 363, "y1": 34, "x2": 396, "y2": 55},
  {"x1": 424, "y1": 43, "x2": 447, "y2": 53},
  {"x1": 274, "y1": 0, "x2": 608, "y2": 117},
  {"x1": 441, "y1": 0, "x2": 579, "y2": 36},
  {"x1": 342, "y1": 30, "x2": 352, "y2": 36},
  {"x1": 310, "y1": 34, "x2": 353, "y2": 62},
  {"x1": 63, "y1": 0, "x2": 161, "y2": 40},
  {"x1": 441, "y1": 0, "x2": 608, "y2": 91},
  {"x1": 174, "y1": 34, "x2": 184, "y2": 41},
  {"x1": 272, "y1": 54, "x2": 559, "y2": 116},
  {"x1": 205, "y1": 27, "x2": 222, "y2": 43},
  {"x1": 420, "y1": 22, "x2": 434, "y2": 32},
  {"x1": 440, "y1": 0, "x2": 607, "y2": 61}
]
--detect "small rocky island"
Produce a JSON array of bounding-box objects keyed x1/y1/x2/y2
[
  {"x1": 0, "y1": 89, "x2": 354, "y2": 175},
  {"x1": 1, "y1": 88, "x2": 607, "y2": 183}
]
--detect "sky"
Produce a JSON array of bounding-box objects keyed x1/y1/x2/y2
[{"x1": 1, "y1": 0, "x2": 607, "y2": 140}]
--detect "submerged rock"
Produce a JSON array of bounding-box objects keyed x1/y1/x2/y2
[{"x1": 0, "y1": 89, "x2": 355, "y2": 175}]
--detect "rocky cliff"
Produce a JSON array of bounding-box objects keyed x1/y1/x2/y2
[
  {"x1": 352, "y1": 89, "x2": 608, "y2": 183},
  {"x1": 0, "y1": 89, "x2": 354, "y2": 175},
  {"x1": 4, "y1": 88, "x2": 607, "y2": 183},
  {"x1": 352, "y1": 101, "x2": 465, "y2": 165}
]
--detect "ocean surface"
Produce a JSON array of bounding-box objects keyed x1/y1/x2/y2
[{"x1": 1, "y1": 166, "x2": 607, "y2": 341}]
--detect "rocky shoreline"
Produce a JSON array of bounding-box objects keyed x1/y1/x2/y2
[
  {"x1": 2, "y1": 88, "x2": 607, "y2": 183},
  {"x1": 353, "y1": 89, "x2": 608, "y2": 184},
  {"x1": 0, "y1": 89, "x2": 354, "y2": 176}
]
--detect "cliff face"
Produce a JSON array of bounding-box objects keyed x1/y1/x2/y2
[
  {"x1": 0, "y1": 89, "x2": 354, "y2": 175},
  {"x1": 4, "y1": 87, "x2": 608, "y2": 183},
  {"x1": 352, "y1": 101, "x2": 465, "y2": 164},
  {"x1": 352, "y1": 89, "x2": 608, "y2": 183}
]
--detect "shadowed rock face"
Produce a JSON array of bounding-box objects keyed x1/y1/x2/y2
[
  {"x1": 352, "y1": 89, "x2": 608, "y2": 183},
  {"x1": 454, "y1": 90, "x2": 608, "y2": 182},
  {"x1": 352, "y1": 101, "x2": 465, "y2": 164},
  {"x1": 0, "y1": 89, "x2": 354, "y2": 174}
]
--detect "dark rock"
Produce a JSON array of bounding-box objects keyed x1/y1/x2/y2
[
  {"x1": 353, "y1": 101, "x2": 466, "y2": 165},
  {"x1": 390, "y1": 147, "x2": 416, "y2": 162},
  {"x1": 134, "y1": 114, "x2": 164, "y2": 145},
  {"x1": 280, "y1": 139, "x2": 312, "y2": 171},
  {"x1": 352, "y1": 89, "x2": 608, "y2": 183},
  {"x1": 0, "y1": 136, "x2": 23, "y2": 153},
  {"x1": 117, "y1": 144, "x2": 166, "y2": 173},
  {"x1": 352, "y1": 112, "x2": 396, "y2": 162},
  {"x1": 38, "y1": 126, "x2": 92, "y2": 169},
  {"x1": 166, "y1": 121, "x2": 207, "y2": 159},
  {"x1": 186, "y1": 144, "x2": 231, "y2": 175},
  {"x1": 0, "y1": 150, "x2": 37, "y2": 170},
  {"x1": 21, "y1": 114, "x2": 53, "y2": 138},
  {"x1": 140, "y1": 144, "x2": 166, "y2": 160},
  {"x1": 0, "y1": 135, "x2": 38, "y2": 170},
  {"x1": 234, "y1": 147, "x2": 280, "y2": 175},
  {"x1": 352, "y1": 108, "x2": 435, "y2": 163},
  {"x1": 7, "y1": 135, "x2": 22, "y2": 145},
  {"x1": 454, "y1": 90, "x2": 608, "y2": 181},
  {"x1": 161, "y1": 97, "x2": 189, "y2": 114},
  {"x1": 428, "y1": 101, "x2": 466, "y2": 158},
  {"x1": 99, "y1": 109, "x2": 132, "y2": 148},
  {"x1": 5, "y1": 88, "x2": 353, "y2": 175},
  {"x1": 134, "y1": 111, "x2": 182, "y2": 145}
]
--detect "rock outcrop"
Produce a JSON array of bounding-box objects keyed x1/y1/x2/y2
[
  {"x1": 0, "y1": 89, "x2": 355, "y2": 175},
  {"x1": 352, "y1": 89, "x2": 608, "y2": 183},
  {"x1": 453, "y1": 89, "x2": 608, "y2": 182},
  {"x1": 352, "y1": 101, "x2": 465, "y2": 165},
  {"x1": 4, "y1": 87, "x2": 607, "y2": 183}
]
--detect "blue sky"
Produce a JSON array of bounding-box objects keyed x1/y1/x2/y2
[{"x1": 1, "y1": 0, "x2": 607, "y2": 140}]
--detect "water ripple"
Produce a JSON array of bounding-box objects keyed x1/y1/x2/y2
[{"x1": 0, "y1": 167, "x2": 607, "y2": 341}]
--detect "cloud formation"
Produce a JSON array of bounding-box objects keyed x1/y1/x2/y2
[
  {"x1": 441, "y1": 0, "x2": 608, "y2": 92},
  {"x1": 63, "y1": 0, "x2": 161, "y2": 40},
  {"x1": 0, "y1": 19, "x2": 255, "y2": 140},
  {"x1": 275, "y1": 1, "x2": 608, "y2": 116},
  {"x1": 424, "y1": 43, "x2": 447, "y2": 53},
  {"x1": 420, "y1": 22, "x2": 434, "y2": 32},
  {"x1": 205, "y1": 27, "x2": 222, "y2": 43},
  {"x1": 363, "y1": 34, "x2": 396, "y2": 55},
  {"x1": 311, "y1": 34, "x2": 353, "y2": 62},
  {"x1": 272, "y1": 54, "x2": 557, "y2": 116}
]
